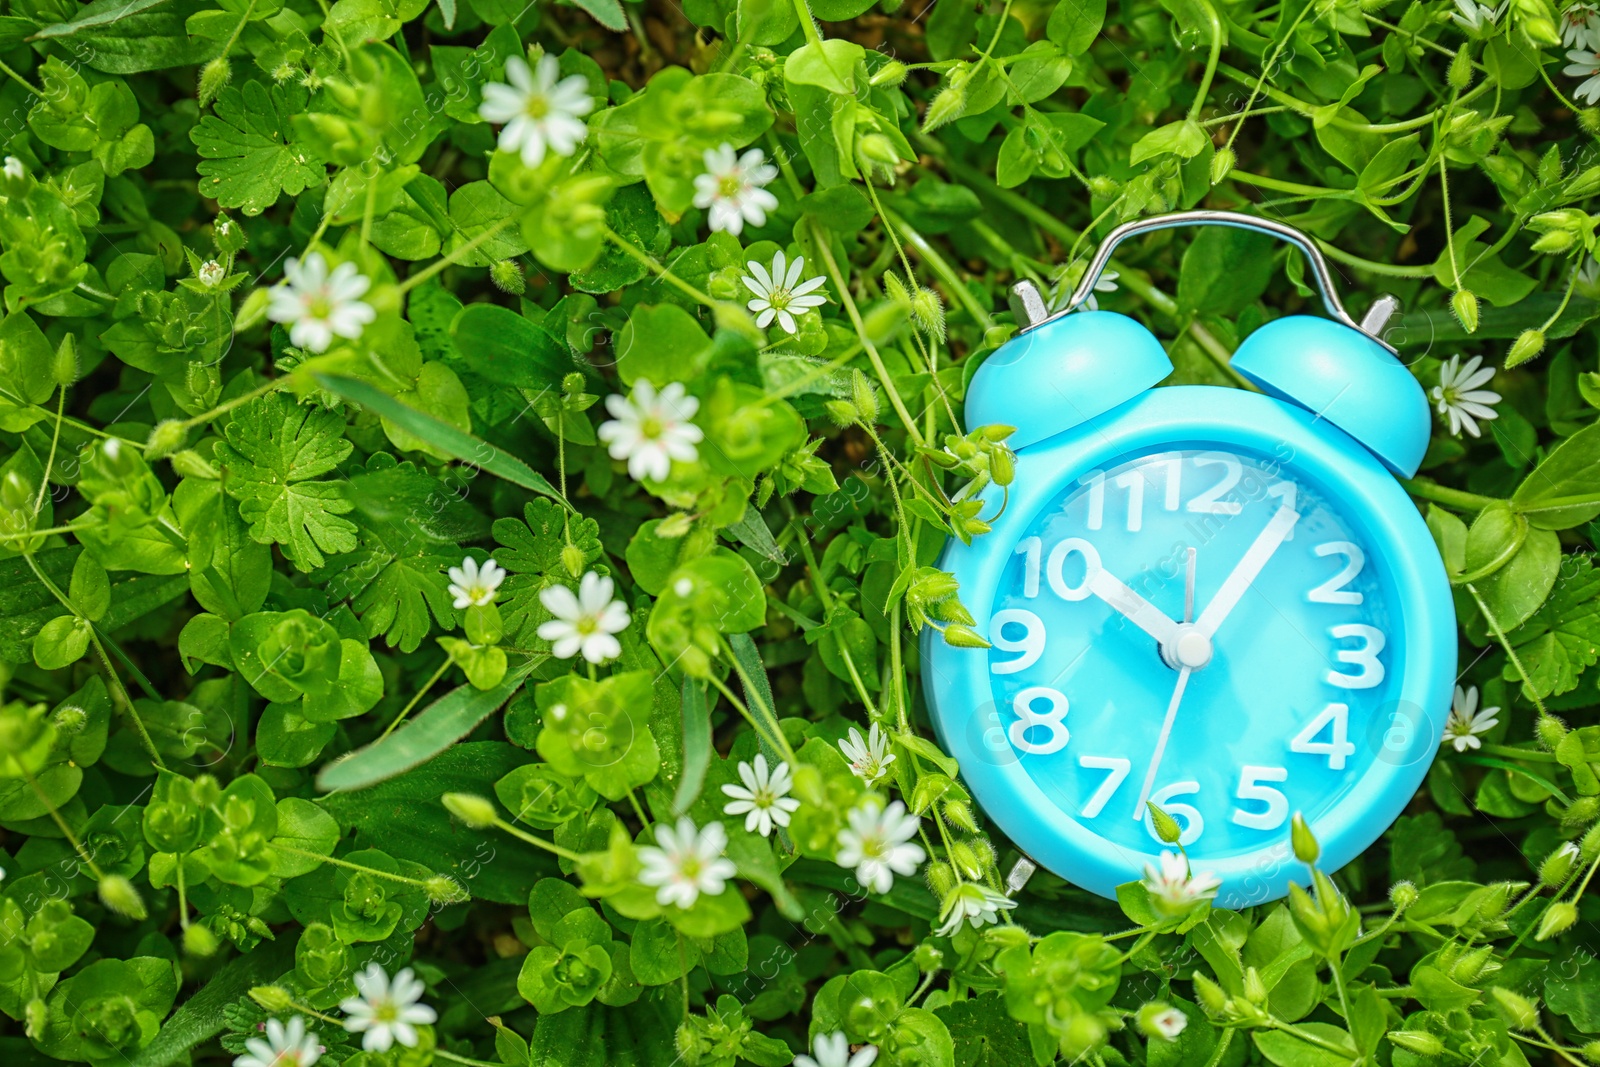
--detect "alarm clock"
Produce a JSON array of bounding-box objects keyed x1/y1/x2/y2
[{"x1": 921, "y1": 211, "x2": 1456, "y2": 907}]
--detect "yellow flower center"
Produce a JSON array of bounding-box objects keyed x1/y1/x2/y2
[{"x1": 524, "y1": 94, "x2": 550, "y2": 120}]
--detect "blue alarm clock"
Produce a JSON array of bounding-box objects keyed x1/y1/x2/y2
[{"x1": 922, "y1": 211, "x2": 1456, "y2": 907}]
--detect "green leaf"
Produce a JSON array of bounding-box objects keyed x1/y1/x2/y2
[
  {"x1": 317, "y1": 374, "x2": 570, "y2": 507},
  {"x1": 674, "y1": 677, "x2": 711, "y2": 817},
  {"x1": 785, "y1": 40, "x2": 866, "y2": 95},
  {"x1": 1512, "y1": 421, "x2": 1600, "y2": 530},
  {"x1": 1508, "y1": 555, "x2": 1600, "y2": 698},
  {"x1": 1046, "y1": 0, "x2": 1106, "y2": 54},
  {"x1": 191, "y1": 81, "x2": 326, "y2": 216},
  {"x1": 316, "y1": 660, "x2": 534, "y2": 791},
  {"x1": 127, "y1": 939, "x2": 296, "y2": 1067},
  {"x1": 214, "y1": 391, "x2": 358, "y2": 572},
  {"x1": 1252, "y1": 1024, "x2": 1357, "y2": 1066},
  {"x1": 450, "y1": 303, "x2": 571, "y2": 389}
]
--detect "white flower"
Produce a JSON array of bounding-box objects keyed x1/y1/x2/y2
[
  {"x1": 836, "y1": 798, "x2": 925, "y2": 894},
  {"x1": 199, "y1": 260, "x2": 225, "y2": 287},
  {"x1": 794, "y1": 1031, "x2": 879, "y2": 1067},
  {"x1": 265, "y1": 252, "x2": 376, "y2": 353},
  {"x1": 721, "y1": 754, "x2": 801, "y2": 837},
  {"x1": 838, "y1": 723, "x2": 896, "y2": 786},
  {"x1": 934, "y1": 882, "x2": 1018, "y2": 935},
  {"x1": 447, "y1": 556, "x2": 506, "y2": 610},
  {"x1": 1565, "y1": 3, "x2": 1600, "y2": 49},
  {"x1": 693, "y1": 143, "x2": 779, "y2": 236},
  {"x1": 637, "y1": 817, "x2": 738, "y2": 909},
  {"x1": 1566, "y1": 48, "x2": 1600, "y2": 103},
  {"x1": 3, "y1": 156, "x2": 23, "y2": 180},
  {"x1": 1452, "y1": 0, "x2": 1506, "y2": 31},
  {"x1": 478, "y1": 54, "x2": 593, "y2": 168},
  {"x1": 742, "y1": 251, "x2": 829, "y2": 334},
  {"x1": 1147, "y1": 1007, "x2": 1188, "y2": 1040},
  {"x1": 1141, "y1": 850, "x2": 1221, "y2": 910},
  {"x1": 234, "y1": 1017, "x2": 321, "y2": 1067},
  {"x1": 597, "y1": 380, "x2": 703, "y2": 482},
  {"x1": 339, "y1": 964, "x2": 436, "y2": 1053},
  {"x1": 1443, "y1": 684, "x2": 1500, "y2": 752},
  {"x1": 1082, "y1": 269, "x2": 1119, "y2": 312},
  {"x1": 1431, "y1": 354, "x2": 1501, "y2": 438},
  {"x1": 536, "y1": 570, "x2": 629, "y2": 664}
]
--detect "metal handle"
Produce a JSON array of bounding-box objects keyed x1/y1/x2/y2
[{"x1": 1017, "y1": 210, "x2": 1398, "y2": 353}]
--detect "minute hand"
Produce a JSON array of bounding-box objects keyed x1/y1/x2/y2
[{"x1": 1194, "y1": 505, "x2": 1301, "y2": 640}]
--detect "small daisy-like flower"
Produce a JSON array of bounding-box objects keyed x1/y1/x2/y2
[
  {"x1": 1452, "y1": 0, "x2": 1506, "y2": 31},
  {"x1": 836, "y1": 798, "x2": 925, "y2": 894},
  {"x1": 742, "y1": 251, "x2": 829, "y2": 335},
  {"x1": 1141, "y1": 850, "x2": 1221, "y2": 911},
  {"x1": 3, "y1": 156, "x2": 24, "y2": 180},
  {"x1": 794, "y1": 1031, "x2": 879, "y2": 1067},
  {"x1": 265, "y1": 252, "x2": 376, "y2": 354},
  {"x1": 447, "y1": 556, "x2": 506, "y2": 610},
  {"x1": 693, "y1": 143, "x2": 780, "y2": 237},
  {"x1": 1565, "y1": 3, "x2": 1600, "y2": 49},
  {"x1": 339, "y1": 964, "x2": 436, "y2": 1053},
  {"x1": 934, "y1": 882, "x2": 1018, "y2": 935},
  {"x1": 597, "y1": 380, "x2": 703, "y2": 483},
  {"x1": 1443, "y1": 684, "x2": 1500, "y2": 752},
  {"x1": 478, "y1": 54, "x2": 593, "y2": 168},
  {"x1": 199, "y1": 260, "x2": 225, "y2": 287},
  {"x1": 838, "y1": 723, "x2": 896, "y2": 786},
  {"x1": 1566, "y1": 48, "x2": 1600, "y2": 103},
  {"x1": 721, "y1": 754, "x2": 801, "y2": 837},
  {"x1": 234, "y1": 1017, "x2": 321, "y2": 1067},
  {"x1": 1143, "y1": 1006, "x2": 1188, "y2": 1041},
  {"x1": 637, "y1": 817, "x2": 738, "y2": 909},
  {"x1": 536, "y1": 571, "x2": 630, "y2": 664},
  {"x1": 1431, "y1": 355, "x2": 1501, "y2": 438},
  {"x1": 1082, "y1": 269, "x2": 1119, "y2": 312}
]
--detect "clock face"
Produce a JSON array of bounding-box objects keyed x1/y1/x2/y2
[{"x1": 981, "y1": 443, "x2": 1405, "y2": 868}]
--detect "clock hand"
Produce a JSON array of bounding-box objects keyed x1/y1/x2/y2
[
  {"x1": 1084, "y1": 566, "x2": 1184, "y2": 650},
  {"x1": 1193, "y1": 504, "x2": 1301, "y2": 641},
  {"x1": 1134, "y1": 665, "x2": 1193, "y2": 821}
]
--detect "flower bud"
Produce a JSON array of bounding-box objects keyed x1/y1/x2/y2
[
  {"x1": 1542, "y1": 842, "x2": 1580, "y2": 886},
  {"x1": 913, "y1": 942, "x2": 945, "y2": 972},
  {"x1": 1582, "y1": 820, "x2": 1600, "y2": 861},
  {"x1": 1448, "y1": 44, "x2": 1474, "y2": 90},
  {"x1": 944, "y1": 799, "x2": 977, "y2": 833},
  {"x1": 1531, "y1": 228, "x2": 1577, "y2": 254},
  {"x1": 51, "y1": 335, "x2": 77, "y2": 388},
  {"x1": 824, "y1": 399, "x2": 860, "y2": 427},
  {"x1": 869, "y1": 60, "x2": 908, "y2": 88},
  {"x1": 146, "y1": 419, "x2": 187, "y2": 459},
  {"x1": 857, "y1": 132, "x2": 898, "y2": 167},
  {"x1": 490, "y1": 259, "x2": 526, "y2": 295},
  {"x1": 1146, "y1": 802, "x2": 1182, "y2": 844},
  {"x1": 1506, "y1": 328, "x2": 1546, "y2": 368},
  {"x1": 1209, "y1": 146, "x2": 1236, "y2": 185},
  {"x1": 1536, "y1": 900, "x2": 1579, "y2": 941},
  {"x1": 911, "y1": 287, "x2": 945, "y2": 341},
  {"x1": 443, "y1": 792, "x2": 499, "y2": 829},
  {"x1": 1087, "y1": 175, "x2": 1119, "y2": 199},
  {"x1": 561, "y1": 542, "x2": 586, "y2": 578},
  {"x1": 98, "y1": 875, "x2": 146, "y2": 920},
  {"x1": 922, "y1": 66, "x2": 971, "y2": 132},
  {"x1": 883, "y1": 270, "x2": 911, "y2": 308},
  {"x1": 1290, "y1": 812, "x2": 1319, "y2": 865},
  {"x1": 1191, "y1": 971, "x2": 1229, "y2": 1015},
  {"x1": 1242, "y1": 967, "x2": 1268, "y2": 1006},
  {"x1": 199, "y1": 58, "x2": 231, "y2": 107},
  {"x1": 983, "y1": 923, "x2": 1030, "y2": 949},
  {"x1": 850, "y1": 369, "x2": 880, "y2": 426},
  {"x1": 1584, "y1": 1039, "x2": 1600, "y2": 1065},
  {"x1": 1136, "y1": 1002, "x2": 1187, "y2": 1041},
  {"x1": 1581, "y1": 109, "x2": 1600, "y2": 137},
  {"x1": 949, "y1": 840, "x2": 983, "y2": 879},
  {"x1": 941, "y1": 624, "x2": 991, "y2": 649},
  {"x1": 183, "y1": 922, "x2": 219, "y2": 957},
  {"x1": 1566, "y1": 796, "x2": 1600, "y2": 833},
  {"x1": 1, "y1": 155, "x2": 28, "y2": 198},
  {"x1": 1450, "y1": 289, "x2": 1479, "y2": 334},
  {"x1": 926, "y1": 860, "x2": 956, "y2": 898},
  {"x1": 250, "y1": 985, "x2": 295, "y2": 1013},
  {"x1": 1387, "y1": 1031, "x2": 1445, "y2": 1056},
  {"x1": 1490, "y1": 987, "x2": 1541, "y2": 1030},
  {"x1": 1538, "y1": 714, "x2": 1569, "y2": 751},
  {"x1": 425, "y1": 875, "x2": 471, "y2": 904}
]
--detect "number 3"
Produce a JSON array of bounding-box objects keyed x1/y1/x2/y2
[
  {"x1": 1010, "y1": 687, "x2": 1070, "y2": 755},
  {"x1": 1326, "y1": 624, "x2": 1386, "y2": 689}
]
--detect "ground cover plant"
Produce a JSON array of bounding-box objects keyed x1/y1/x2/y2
[{"x1": 2, "y1": 0, "x2": 1600, "y2": 1062}]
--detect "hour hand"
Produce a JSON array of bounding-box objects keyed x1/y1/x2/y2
[{"x1": 1085, "y1": 566, "x2": 1183, "y2": 650}]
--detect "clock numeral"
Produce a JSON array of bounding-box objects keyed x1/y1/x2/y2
[
  {"x1": 1078, "y1": 470, "x2": 1105, "y2": 531},
  {"x1": 1231, "y1": 765, "x2": 1289, "y2": 831},
  {"x1": 1110, "y1": 456, "x2": 1180, "y2": 533},
  {"x1": 1113, "y1": 470, "x2": 1146, "y2": 532},
  {"x1": 1009, "y1": 686, "x2": 1070, "y2": 755},
  {"x1": 990, "y1": 609, "x2": 1045, "y2": 674},
  {"x1": 1326, "y1": 623, "x2": 1386, "y2": 689},
  {"x1": 1266, "y1": 481, "x2": 1298, "y2": 540},
  {"x1": 1047, "y1": 538, "x2": 1100, "y2": 602},
  {"x1": 1014, "y1": 536, "x2": 1042, "y2": 598},
  {"x1": 1188, "y1": 452, "x2": 1243, "y2": 515},
  {"x1": 1289, "y1": 702, "x2": 1357, "y2": 770},
  {"x1": 1308, "y1": 542, "x2": 1365, "y2": 605},
  {"x1": 1077, "y1": 755, "x2": 1131, "y2": 818},
  {"x1": 1144, "y1": 781, "x2": 1204, "y2": 845}
]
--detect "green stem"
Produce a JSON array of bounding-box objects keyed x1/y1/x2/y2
[
  {"x1": 1316, "y1": 240, "x2": 1436, "y2": 278},
  {"x1": 601, "y1": 225, "x2": 720, "y2": 309},
  {"x1": 490, "y1": 816, "x2": 584, "y2": 861},
  {"x1": 1401, "y1": 478, "x2": 1502, "y2": 513},
  {"x1": 435, "y1": 1052, "x2": 504, "y2": 1067},
  {"x1": 1465, "y1": 583, "x2": 1546, "y2": 717},
  {"x1": 0, "y1": 57, "x2": 42, "y2": 98},
  {"x1": 397, "y1": 216, "x2": 520, "y2": 294},
  {"x1": 380, "y1": 657, "x2": 454, "y2": 740},
  {"x1": 881, "y1": 207, "x2": 995, "y2": 331},
  {"x1": 1187, "y1": 0, "x2": 1223, "y2": 123},
  {"x1": 171, "y1": 377, "x2": 282, "y2": 433},
  {"x1": 23, "y1": 769, "x2": 104, "y2": 879},
  {"x1": 271, "y1": 843, "x2": 440, "y2": 888},
  {"x1": 788, "y1": 0, "x2": 822, "y2": 45}
]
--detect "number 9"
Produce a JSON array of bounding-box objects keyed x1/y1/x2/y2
[{"x1": 990, "y1": 609, "x2": 1045, "y2": 674}]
